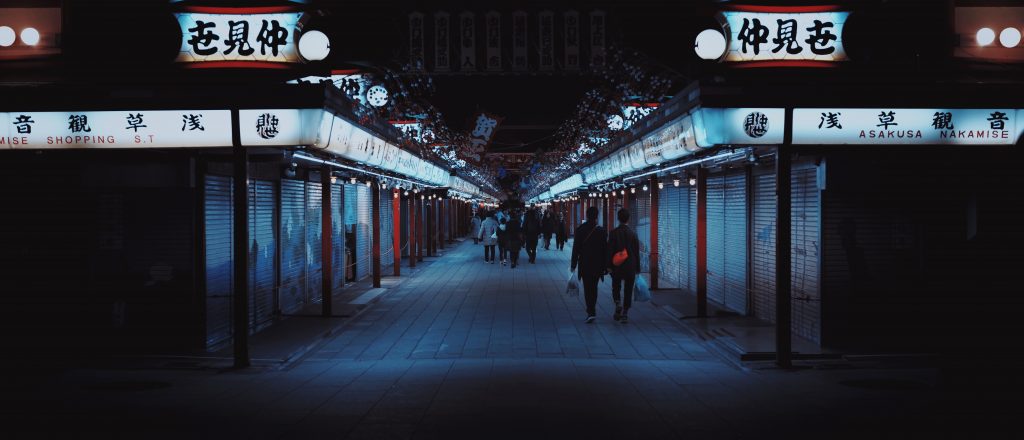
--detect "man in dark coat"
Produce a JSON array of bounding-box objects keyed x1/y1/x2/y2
[
  {"x1": 523, "y1": 208, "x2": 542, "y2": 263},
  {"x1": 570, "y1": 206, "x2": 607, "y2": 323},
  {"x1": 607, "y1": 208, "x2": 641, "y2": 323},
  {"x1": 555, "y1": 212, "x2": 567, "y2": 251},
  {"x1": 505, "y1": 209, "x2": 524, "y2": 268},
  {"x1": 541, "y1": 211, "x2": 554, "y2": 250}
]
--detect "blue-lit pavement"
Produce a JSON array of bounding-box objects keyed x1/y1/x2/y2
[{"x1": 3, "y1": 239, "x2": 1008, "y2": 438}]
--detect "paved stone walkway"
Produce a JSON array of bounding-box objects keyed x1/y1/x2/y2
[{"x1": 3, "y1": 240, "x2": 1016, "y2": 439}]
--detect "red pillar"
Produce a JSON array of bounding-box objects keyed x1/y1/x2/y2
[
  {"x1": 696, "y1": 167, "x2": 709, "y2": 318},
  {"x1": 649, "y1": 175, "x2": 659, "y2": 290},
  {"x1": 393, "y1": 189, "x2": 401, "y2": 276},
  {"x1": 372, "y1": 181, "x2": 381, "y2": 288}
]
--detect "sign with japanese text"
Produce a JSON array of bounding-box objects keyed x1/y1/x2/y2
[
  {"x1": 469, "y1": 111, "x2": 502, "y2": 155},
  {"x1": 699, "y1": 108, "x2": 786, "y2": 145},
  {"x1": 793, "y1": 108, "x2": 1021, "y2": 145},
  {"x1": 435, "y1": 12, "x2": 451, "y2": 71},
  {"x1": 175, "y1": 12, "x2": 304, "y2": 65},
  {"x1": 512, "y1": 11, "x2": 528, "y2": 71},
  {"x1": 0, "y1": 110, "x2": 231, "y2": 149},
  {"x1": 718, "y1": 9, "x2": 849, "y2": 65},
  {"x1": 239, "y1": 109, "x2": 323, "y2": 146}
]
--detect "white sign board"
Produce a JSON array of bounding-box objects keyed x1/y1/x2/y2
[
  {"x1": 0, "y1": 110, "x2": 232, "y2": 149},
  {"x1": 719, "y1": 10, "x2": 850, "y2": 64},
  {"x1": 175, "y1": 12, "x2": 304, "y2": 65},
  {"x1": 239, "y1": 109, "x2": 322, "y2": 146},
  {"x1": 793, "y1": 108, "x2": 1020, "y2": 145},
  {"x1": 698, "y1": 108, "x2": 786, "y2": 145}
]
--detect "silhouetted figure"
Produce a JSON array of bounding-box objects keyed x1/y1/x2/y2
[
  {"x1": 542, "y1": 210, "x2": 554, "y2": 250},
  {"x1": 479, "y1": 211, "x2": 498, "y2": 264},
  {"x1": 608, "y1": 208, "x2": 641, "y2": 324},
  {"x1": 555, "y1": 212, "x2": 567, "y2": 251},
  {"x1": 506, "y1": 210, "x2": 524, "y2": 268},
  {"x1": 471, "y1": 213, "x2": 482, "y2": 245},
  {"x1": 524, "y1": 209, "x2": 542, "y2": 263},
  {"x1": 571, "y1": 206, "x2": 607, "y2": 323}
]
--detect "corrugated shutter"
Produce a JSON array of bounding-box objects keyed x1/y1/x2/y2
[
  {"x1": 279, "y1": 179, "x2": 306, "y2": 315},
  {"x1": 706, "y1": 174, "x2": 726, "y2": 305},
  {"x1": 249, "y1": 180, "x2": 276, "y2": 330},
  {"x1": 345, "y1": 184, "x2": 358, "y2": 279},
  {"x1": 331, "y1": 183, "x2": 345, "y2": 293},
  {"x1": 792, "y1": 162, "x2": 821, "y2": 343},
  {"x1": 400, "y1": 198, "x2": 410, "y2": 257},
  {"x1": 204, "y1": 175, "x2": 233, "y2": 348},
  {"x1": 636, "y1": 191, "x2": 651, "y2": 273},
  {"x1": 356, "y1": 184, "x2": 371, "y2": 280},
  {"x1": 380, "y1": 188, "x2": 393, "y2": 268},
  {"x1": 305, "y1": 181, "x2": 323, "y2": 304},
  {"x1": 688, "y1": 185, "x2": 698, "y2": 294},
  {"x1": 657, "y1": 186, "x2": 682, "y2": 288},
  {"x1": 724, "y1": 171, "x2": 748, "y2": 314},
  {"x1": 751, "y1": 166, "x2": 777, "y2": 323}
]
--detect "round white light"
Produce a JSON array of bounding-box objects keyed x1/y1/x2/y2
[
  {"x1": 20, "y1": 27, "x2": 40, "y2": 46},
  {"x1": 366, "y1": 85, "x2": 389, "y2": 107},
  {"x1": 976, "y1": 27, "x2": 996, "y2": 46},
  {"x1": 694, "y1": 29, "x2": 727, "y2": 60},
  {"x1": 0, "y1": 26, "x2": 15, "y2": 47},
  {"x1": 999, "y1": 27, "x2": 1021, "y2": 48},
  {"x1": 298, "y1": 30, "x2": 331, "y2": 61},
  {"x1": 606, "y1": 114, "x2": 624, "y2": 131}
]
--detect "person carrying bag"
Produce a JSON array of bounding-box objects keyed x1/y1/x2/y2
[{"x1": 607, "y1": 208, "x2": 641, "y2": 323}]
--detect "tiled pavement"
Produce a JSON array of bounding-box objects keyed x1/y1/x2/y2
[{"x1": 3, "y1": 240, "x2": 1018, "y2": 439}]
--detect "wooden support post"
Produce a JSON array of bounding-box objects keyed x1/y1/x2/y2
[
  {"x1": 696, "y1": 167, "x2": 708, "y2": 318},
  {"x1": 649, "y1": 175, "x2": 659, "y2": 290},
  {"x1": 321, "y1": 167, "x2": 333, "y2": 317},
  {"x1": 230, "y1": 109, "x2": 250, "y2": 368},
  {"x1": 393, "y1": 189, "x2": 401, "y2": 276},
  {"x1": 372, "y1": 181, "x2": 381, "y2": 288},
  {"x1": 776, "y1": 145, "x2": 793, "y2": 368}
]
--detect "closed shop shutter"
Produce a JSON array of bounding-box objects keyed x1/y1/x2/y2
[
  {"x1": 400, "y1": 198, "x2": 409, "y2": 257},
  {"x1": 279, "y1": 179, "x2": 306, "y2": 315},
  {"x1": 657, "y1": 186, "x2": 682, "y2": 288},
  {"x1": 723, "y1": 171, "x2": 749, "y2": 314},
  {"x1": 636, "y1": 191, "x2": 651, "y2": 273},
  {"x1": 792, "y1": 162, "x2": 821, "y2": 343},
  {"x1": 356, "y1": 184, "x2": 371, "y2": 280},
  {"x1": 305, "y1": 181, "x2": 323, "y2": 304},
  {"x1": 249, "y1": 180, "x2": 276, "y2": 330},
  {"x1": 751, "y1": 166, "x2": 777, "y2": 323},
  {"x1": 345, "y1": 184, "x2": 358, "y2": 280},
  {"x1": 380, "y1": 188, "x2": 393, "y2": 268},
  {"x1": 706, "y1": 174, "x2": 726, "y2": 305},
  {"x1": 688, "y1": 185, "x2": 698, "y2": 294},
  {"x1": 204, "y1": 175, "x2": 233, "y2": 348},
  {"x1": 331, "y1": 183, "x2": 345, "y2": 293}
]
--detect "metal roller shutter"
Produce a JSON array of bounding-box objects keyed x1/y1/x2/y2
[
  {"x1": 792, "y1": 162, "x2": 821, "y2": 343},
  {"x1": 657, "y1": 186, "x2": 682, "y2": 288},
  {"x1": 331, "y1": 183, "x2": 345, "y2": 293},
  {"x1": 344, "y1": 184, "x2": 358, "y2": 279},
  {"x1": 204, "y1": 175, "x2": 233, "y2": 348},
  {"x1": 249, "y1": 180, "x2": 276, "y2": 330},
  {"x1": 724, "y1": 171, "x2": 748, "y2": 314},
  {"x1": 636, "y1": 191, "x2": 651, "y2": 273},
  {"x1": 400, "y1": 198, "x2": 409, "y2": 257},
  {"x1": 356, "y1": 184, "x2": 371, "y2": 280},
  {"x1": 706, "y1": 174, "x2": 726, "y2": 305},
  {"x1": 688, "y1": 185, "x2": 698, "y2": 294},
  {"x1": 751, "y1": 167, "x2": 777, "y2": 323},
  {"x1": 380, "y1": 188, "x2": 393, "y2": 268},
  {"x1": 305, "y1": 181, "x2": 323, "y2": 304},
  {"x1": 279, "y1": 179, "x2": 306, "y2": 315}
]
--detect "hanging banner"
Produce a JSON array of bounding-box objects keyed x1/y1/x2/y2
[
  {"x1": 512, "y1": 11, "x2": 528, "y2": 71},
  {"x1": 0, "y1": 110, "x2": 232, "y2": 149},
  {"x1": 589, "y1": 11, "x2": 607, "y2": 69},
  {"x1": 485, "y1": 11, "x2": 502, "y2": 71},
  {"x1": 459, "y1": 11, "x2": 477, "y2": 71},
  {"x1": 469, "y1": 111, "x2": 502, "y2": 155},
  {"x1": 717, "y1": 7, "x2": 850, "y2": 66},
  {"x1": 174, "y1": 11, "x2": 305, "y2": 66},
  {"x1": 792, "y1": 108, "x2": 1021, "y2": 145},
  {"x1": 539, "y1": 11, "x2": 555, "y2": 70},
  {"x1": 434, "y1": 12, "x2": 451, "y2": 71},
  {"x1": 409, "y1": 12, "x2": 425, "y2": 70},
  {"x1": 564, "y1": 10, "x2": 581, "y2": 70}
]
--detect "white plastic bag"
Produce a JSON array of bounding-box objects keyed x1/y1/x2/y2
[
  {"x1": 634, "y1": 275, "x2": 651, "y2": 302},
  {"x1": 566, "y1": 269, "x2": 580, "y2": 296}
]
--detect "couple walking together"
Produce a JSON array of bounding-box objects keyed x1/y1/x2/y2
[{"x1": 570, "y1": 206, "x2": 641, "y2": 324}]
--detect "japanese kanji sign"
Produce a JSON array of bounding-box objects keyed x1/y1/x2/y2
[
  {"x1": 718, "y1": 10, "x2": 850, "y2": 64},
  {"x1": 0, "y1": 110, "x2": 231, "y2": 149},
  {"x1": 469, "y1": 112, "x2": 502, "y2": 153},
  {"x1": 793, "y1": 109, "x2": 1023, "y2": 145},
  {"x1": 175, "y1": 12, "x2": 304, "y2": 65}
]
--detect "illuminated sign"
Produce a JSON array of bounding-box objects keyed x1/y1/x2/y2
[
  {"x1": 239, "y1": 109, "x2": 323, "y2": 146},
  {"x1": 0, "y1": 110, "x2": 231, "y2": 149},
  {"x1": 718, "y1": 8, "x2": 850, "y2": 66},
  {"x1": 793, "y1": 108, "x2": 1022, "y2": 145},
  {"x1": 698, "y1": 108, "x2": 786, "y2": 145},
  {"x1": 175, "y1": 11, "x2": 305, "y2": 66}
]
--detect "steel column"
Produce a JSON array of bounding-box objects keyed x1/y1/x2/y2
[
  {"x1": 696, "y1": 167, "x2": 708, "y2": 318},
  {"x1": 230, "y1": 109, "x2": 250, "y2": 368}
]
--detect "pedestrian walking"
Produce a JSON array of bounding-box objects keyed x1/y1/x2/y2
[
  {"x1": 570, "y1": 206, "x2": 607, "y2": 323},
  {"x1": 506, "y1": 209, "x2": 524, "y2": 268},
  {"x1": 524, "y1": 208, "x2": 541, "y2": 263},
  {"x1": 497, "y1": 217, "x2": 509, "y2": 266},
  {"x1": 471, "y1": 213, "x2": 482, "y2": 245},
  {"x1": 479, "y1": 211, "x2": 498, "y2": 264},
  {"x1": 542, "y1": 210, "x2": 554, "y2": 250},
  {"x1": 555, "y1": 212, "x2": 567, "y2": 251},
  {"x1": 607, "y1": 208, "x2": 641, "y2": 324}
]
